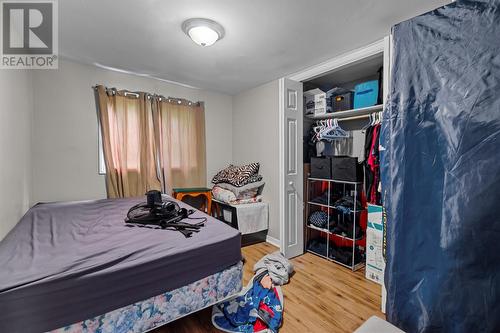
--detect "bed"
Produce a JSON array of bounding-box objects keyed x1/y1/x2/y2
[{"x1": 0, "y1": 196, "x2": 243, "y2": 333}]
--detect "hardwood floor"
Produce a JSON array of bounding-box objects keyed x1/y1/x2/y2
[{"x1": 153, "y1": 242, "x2": 384, "y2": 333}]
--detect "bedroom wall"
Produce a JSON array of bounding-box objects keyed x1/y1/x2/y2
[
  {"x1": 232, "y1": 80, "x2": 280, "y2": 241},
  {"x1": 0, "y1": 71, "x2": 33, "y2": 240},
  {"x1": 31, "y1": 59, "x2": 233, "y2": 203}
]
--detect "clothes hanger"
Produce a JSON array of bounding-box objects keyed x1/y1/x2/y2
[
  {"x1": 321, "y1": 118, "x2": 349, "y2": 140},
  {"x1": 313, "y1": 120, "x2": 327, "y2": 142},
  {"x1": 361, "y1": 113, "x2": 372, "y2": 132},
  {"x1": 335, "y1": 119, "x2": 349, "y2": 138}
]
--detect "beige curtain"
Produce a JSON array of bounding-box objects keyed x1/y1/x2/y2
[
  {"x1": 95, "y1": 85, "x2": 161, "y2": 198},
  {"x1": 153, "y1": 98, "x2": 207, "y2": 194}
]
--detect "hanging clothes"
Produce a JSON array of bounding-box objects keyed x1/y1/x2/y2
[
  {"x1": 364, "y1": 122, "x2": 381, "y2": 205},
  {"x1": 310, "y1": 119, "x2": 352, "y2": 158}
]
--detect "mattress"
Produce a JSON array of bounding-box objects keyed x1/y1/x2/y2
[
  {"x1": 52, "y1": 262, "x2": 243, "y2": 333},
  {"x1": 0, "y1": 196, "x2": 242, "y2": 333}
]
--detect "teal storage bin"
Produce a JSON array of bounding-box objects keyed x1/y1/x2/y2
[{"x1": 353, "y1": 80, "x2": 379, "y2": 109}]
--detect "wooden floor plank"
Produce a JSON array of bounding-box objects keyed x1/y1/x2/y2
[{"x1": 153, "y1": 242, "x2": 384, "y2": 333}]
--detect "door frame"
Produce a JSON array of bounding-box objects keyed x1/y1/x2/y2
[{"x1": 278, "y1": 37, "x2": 389, "y2": 255}]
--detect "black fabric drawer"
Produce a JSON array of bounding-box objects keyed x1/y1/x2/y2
[
  {"x1": 331, "y1": 156, "x2": 363, "y2": 182},
  {"x1": 310, "y1": 157, "x2": 332, "y2": 179}
]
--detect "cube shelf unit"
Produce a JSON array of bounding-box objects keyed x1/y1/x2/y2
[{"x1": 305, "y1": 177, "x2": 366, "y2": 271}]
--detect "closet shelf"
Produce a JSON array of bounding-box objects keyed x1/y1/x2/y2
[
  {"x1": 309, "y1": 177, "x2": 363, "y2": 185},
  {"x1": 307, "y1": 201, "x2": 330, "y2": 209},
  {"x1": 307, "y1": 201, "x2": 365, "y2": 213},
  {"x1": 305, "y1": 104, "x2": 383, "y2": 120},
  {"x1": 307, "y1": 224, "x2": 364, "y2": 241},
  {"x1": 306, "y1": 249, "x2": 365, "y2": 271},
  {"x1": 307, "y1": 224, "x2": 330, "y2": 233}
]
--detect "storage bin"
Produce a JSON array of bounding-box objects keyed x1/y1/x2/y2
[
  {"x1": 310, "y1": 157, "x2": 332, "y2": 179},
  {"x1": 331, "y1": 91, "x2": 354, "y2": 112},
  {"x1": 304, "y1": 88, "x2": 328, "y2": 115},
  {"x1": 353, "y1": 80, "x2": 379, "y2": 109},
  {"x1": 331, "y1": 156, "x2": 363, "y2": 182}
]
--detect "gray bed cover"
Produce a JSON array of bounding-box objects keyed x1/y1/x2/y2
[{"x1": 0, "y1": 197, "x2": 242, "y2": 333}]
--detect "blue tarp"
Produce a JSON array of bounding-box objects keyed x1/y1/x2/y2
[{"x1": 381, "y1": 0, "x2": 500, "y2": 332}]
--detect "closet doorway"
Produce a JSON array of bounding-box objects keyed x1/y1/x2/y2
[{"x1": 278, "y1": 37, "x2": 390, "y2": 259}]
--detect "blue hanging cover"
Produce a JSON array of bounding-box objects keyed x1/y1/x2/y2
[{"x1": 381, "y1": 0, "x2": 500, "y2": 332}]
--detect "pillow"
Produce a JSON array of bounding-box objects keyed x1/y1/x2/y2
[
  {"x1": 211, "y1": 163, "x2": 260, "y2": 187},
  {"x1": 231, "y1": 195, "x2": 262, "y2": 205},
  {"x1": 212, "y1": 186, "x2": 237, "y2": 204},
  {"x1": 216, "y1": 180, "x2": 265, "y2": 199},
  {"x1": 238, "y1": 174, "x2": 263, "y2": 187},
  {"x1": 212, "y1": 185, "x2": 262, "y2": 205}
]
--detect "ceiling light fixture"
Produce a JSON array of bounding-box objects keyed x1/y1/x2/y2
[{"x1": 182, "y1": 18, "x2": 225, "y2": 47}]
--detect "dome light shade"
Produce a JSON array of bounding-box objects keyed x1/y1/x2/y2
[
  {"x1": 182, "y1": 18, "x2": 225, "y2": 47},
  {"x1": 188, "y1": 26, "x2": 219, "y2": 46}
]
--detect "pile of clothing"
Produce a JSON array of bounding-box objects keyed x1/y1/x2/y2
[
  {"x1": 332, "y1": 195, "x2": 362, "y2": 214},
  {"x1": 212, "y1": 251, "x2": 293, "y2": 333},
  {"x1": 307, "y1": 239, "x2": 364, "y2": 266},
  {"x1": 329, "y1": 210, "x2": 363, "y2": 239},
  {"x1": 307, "y1": 207, "x2": 363, "y2": 239},
  {"x1": 212, "y1": 163, "x2": 265, "y2": 205},
  {"x1": 308, "y1": 210, "x2": 333, "y2": 229}
]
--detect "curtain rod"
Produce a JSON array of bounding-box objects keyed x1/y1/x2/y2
[{"x1": 92, "y1": 85, "x2": 202, "y2": 106}]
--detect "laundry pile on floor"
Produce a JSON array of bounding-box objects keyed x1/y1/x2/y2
[
  {"x1": 212, "y1": 163, "x2": 265, "y2": 205},
  {"x1": 212, "y1": 251, "x2": 293, "y2": 333}
]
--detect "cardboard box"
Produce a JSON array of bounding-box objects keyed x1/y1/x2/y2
[{"x1": 366, "y1": 204, "x2": 385, "y2": 284}]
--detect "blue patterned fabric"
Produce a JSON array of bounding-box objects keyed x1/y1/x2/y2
[
  {"x1": 51, "y1": 262, "x2": 243, "y2": 333},
  {"x1": 308, "y1": 211, "x2": 328, "y2": 228},
  {"x1": 213, "y1": 275, "x2": 283, "y2": 332}
]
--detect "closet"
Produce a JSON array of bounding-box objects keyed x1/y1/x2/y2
[
  {"x1": 276, "y1": 39, "x2": 389, "y2": 278},
  {"x1": 301, "y1": 52, "x2": 384, "y2": 272}
]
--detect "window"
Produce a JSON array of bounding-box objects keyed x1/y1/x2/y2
[
  {"x1": 95, "y1": 84, "x2": 206, "y2": 196},
  {"x1": 98, "y1": 121, "x2": 106, "y2": 174},
  {"x1": 98, "y1": 98, "x2": 141, "y2": 174}
]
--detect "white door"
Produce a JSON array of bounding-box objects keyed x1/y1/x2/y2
[{"x1": 279, "y1": 78, "x2": 303, "y2": 259}]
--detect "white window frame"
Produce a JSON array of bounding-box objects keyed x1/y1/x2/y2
[{"x1": 98, "y1": 120, "x2": 106, "y2": 175}]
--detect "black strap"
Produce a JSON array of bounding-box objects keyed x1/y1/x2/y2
[{"x1": 125, "y1": 202, "x2": 206, "y2": 237}]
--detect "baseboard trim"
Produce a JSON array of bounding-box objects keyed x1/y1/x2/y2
[{"x1": 265, "y1": 235, "x2": 280, "y2": 248}]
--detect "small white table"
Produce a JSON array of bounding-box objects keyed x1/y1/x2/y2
[{"x1": 212, "y1": 199, "x2": 269, "y2": 245}]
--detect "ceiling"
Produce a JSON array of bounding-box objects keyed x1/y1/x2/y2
[{"x1": 59, "y1": 0, "x2": 450, "y2": 95}]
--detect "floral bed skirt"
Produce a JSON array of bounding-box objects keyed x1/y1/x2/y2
[{"x1": 51, "y1": 262, "x2": 243, "y2": 333}]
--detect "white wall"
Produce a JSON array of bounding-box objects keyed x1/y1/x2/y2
[
  {"x1": 232, "y1": 80, "x2": 280, "y2": 240},
  {"x1": 31, "y1": 59, "x2": 233, "y2": 203},
  {"x1": 0, "y1": 71, "x2": 33, "y2": 240}
]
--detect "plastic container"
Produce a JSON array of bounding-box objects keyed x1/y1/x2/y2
[{"x1": 331, "y1": 91, "x2": 354, "y2": 112}]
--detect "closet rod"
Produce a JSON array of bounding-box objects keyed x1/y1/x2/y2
[{"x1": 336, "y1": 114, "x2": 370, "y2": 122}]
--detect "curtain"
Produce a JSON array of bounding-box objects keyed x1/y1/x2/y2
[
  {"x1": 153, "y1": 98, "x2": 207, "y2": 194},
  {"x1": 95, "y1": 85, "x2": 161, "y2": 198}
]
